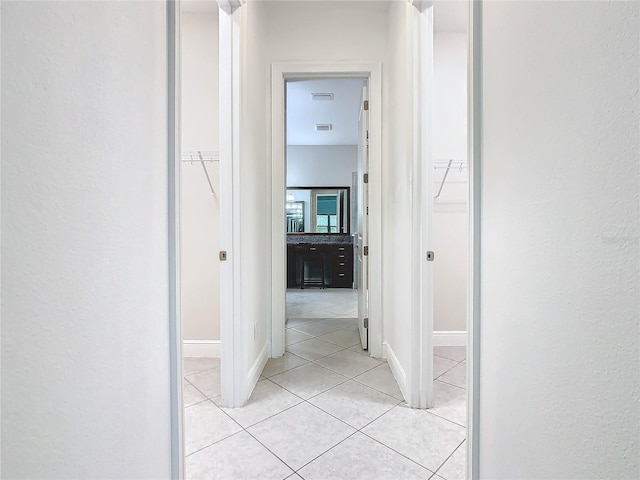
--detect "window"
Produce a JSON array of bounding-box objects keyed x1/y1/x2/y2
[{"x1": 315, "y1": 194, "x2": 339, "y2": 233}]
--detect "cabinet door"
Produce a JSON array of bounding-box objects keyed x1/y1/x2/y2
[{"x1": 287, "y1": 246, "x2": 298, "y2": 288}]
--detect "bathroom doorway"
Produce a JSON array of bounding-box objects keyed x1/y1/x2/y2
[
  {"x1": 270, "y1": 62, "x2": 384, "y2": 362},
  {"x1": 284, "y1": 78, "x2": 365, "y2": 355}
]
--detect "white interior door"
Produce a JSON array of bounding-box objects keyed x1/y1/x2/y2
[{"x1": 357, "y1": 83, "x2": 369, "y2": 350}]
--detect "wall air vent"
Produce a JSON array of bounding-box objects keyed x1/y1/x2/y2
[
  {"x1": 311, "y1": 93, "x2": 334, "y2": 101},
  {"x1": 315, "y1": 124, "x2": 333, "y2": 132}
]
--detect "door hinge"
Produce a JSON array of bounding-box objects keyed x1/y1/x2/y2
[
  {"x1": 219, "y1": 250, "x2": 228, "y2": 261},
  {"x1": 426, "y1": 251, "x2": 435, "y2": 261},
  {"x1": 364, "y1": 317, "x2": 369, "y2": 328},
  {"x1": 363, "y1": 173, "x2": 369, "y2": 184},
  {"x1": 363, "y1": 246, "x2": 369, "y2": 256},
  {"x1": 363, "y1": 100, "x2": 369, "y2": 111}
]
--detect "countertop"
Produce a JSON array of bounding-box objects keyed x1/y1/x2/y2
[{"x1": 286, "y1": 234, "x2": 353, "y2": 245}]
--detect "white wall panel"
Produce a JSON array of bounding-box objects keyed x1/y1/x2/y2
[
  {"x1": 181, "y1": 12, "x2": 220, "y2": 342},
  {"x1": 1, "y1": 2, "x2": 172, "y2": 477},
  {"x1": 433, "y1": 31, "x2": 469, "y2": 333},
  {"x1": 287, "y1": 145, "x2": 356, "y2": 187},
  {"x1": 382, "y1": 1, "x2": 415, "y2": 390},
  {"x1": 479, "y1": 2, "x2": 639, "y2": 477}
]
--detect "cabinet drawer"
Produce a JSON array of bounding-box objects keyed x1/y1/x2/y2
[
  {"x1": 332, "y1": 272, "x2": 352, "y2": 287},
  {"x1": 294, "y1": 245, "x2": 322, "y2": 254},
  {"x1": 327, "y1": 244, "x2": 352, "y2": 254}
]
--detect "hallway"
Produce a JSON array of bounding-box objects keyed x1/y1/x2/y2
[{"x1": 183, "y1": 289, "x2": 467, "y2": 479}]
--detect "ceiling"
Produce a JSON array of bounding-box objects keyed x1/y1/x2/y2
[{"x1": 286, "y1": 78, "x2": 365, "y2": 146}]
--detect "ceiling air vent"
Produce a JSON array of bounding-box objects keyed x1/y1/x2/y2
[
  {"x1": 315, "y1": 124, "x2": 333, "y2": 132},
  {"x1": 311, "y1": 93, "x2": 334, "y2": 101}
]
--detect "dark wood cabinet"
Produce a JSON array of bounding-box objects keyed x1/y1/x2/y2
[
  {"x1": 287, "y1": 243, "x2": 353, "y2": 288},
  {"x1": 327, "y1": 244, "x2": 353, "y2": 288}
]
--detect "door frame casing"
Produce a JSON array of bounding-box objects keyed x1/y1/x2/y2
[
  {"x1": 218, "y1": 5, "x2": 245, "y2": 408},
  {"x1": 411, "y1": 3, "x2": 435, "y2": 410},
  {"x1": 167, "y1": 1, "x2": 183, "y2": 478},
  {"x1": 270, "y1": 62, "x2": 383, "y2": 359},
  {"x1": 468, "y1": 1, "x2": 482, "y2": 477}
]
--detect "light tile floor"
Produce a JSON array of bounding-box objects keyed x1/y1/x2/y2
[{"x1": 183, "y1": 288, "x2": 467, "y2": 480}]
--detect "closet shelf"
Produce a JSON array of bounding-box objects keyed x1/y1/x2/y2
[
  {"x1": 181, "y1": 150, "x2": 219, "y2": 163},
  {"x1": 181, "y1": 150, "x2": 219, "y2": 197}
]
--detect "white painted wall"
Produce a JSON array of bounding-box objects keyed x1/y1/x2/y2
[
  {"x1": 479, "y1": 2, "x2": 639, "y2": 478},
  {"x1": 432, "y1": 32, "x2": 468, "y2": 332},
  {"x1": 433, "y1": 33, "x2": 467, "y2": 164},
  {"x1": 433, "y1": 207, "x2": 467, "y2": 332},
  {"x1": 266, "y1": 1, "x2": 392, "y2": 62},
  {"x1": 433, "y1": 31, "x2": 468, "y2": 206},
  {"x1": 239, "y1": 1, "x2": 271, "y2": 387},
  {"x1": 287, "y1": 145, "x2": 356, "y2": 187},
  {"x1": 181, "y1": 12, "x2": 220, "y2": 342},
  {"x1": 1, "y1": 2, "x2": 172, "y2": 478},
  {"x1": 382, "y1": 1, "x2": 415, "y2": 392}
]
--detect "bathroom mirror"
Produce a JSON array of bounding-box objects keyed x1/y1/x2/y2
[{"x1": 286, "y1": 187, "x2": 350, "y2": 234}]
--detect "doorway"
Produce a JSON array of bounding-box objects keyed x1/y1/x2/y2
[
  {"x1": 283, "y1": 77, "x2": 367, "y2": 358},
  {"x1": 175, "y1": 1, "x2": 478, "y2": 478},
  {"x1": 270, "y1": 64, "x2": 383, "y2": 363}
]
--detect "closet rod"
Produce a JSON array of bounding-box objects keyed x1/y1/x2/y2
[
  {"x1": 434, "y1": 159, "x2": 453, "y2": 200},
  {"x1": 198, "y1": 152, "x2": 216, "y2": 197}
]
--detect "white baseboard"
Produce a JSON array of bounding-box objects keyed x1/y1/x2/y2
[
  {"x1": 433, "y1": 331, "x2": 467, "y2": 346},
  {"x1": 182, "y1": 340, "x2": 220, "y2": 358},
  {"x1": 382, "y1": 342, "x2": 408, "y2": 403},
  {"x1": 246, "y1": 342, "x2": 269, "y2": 400}
]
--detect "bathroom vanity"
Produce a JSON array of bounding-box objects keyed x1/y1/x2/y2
[{"x1": 286, "y1": 234, "x2": 354, "y2": 288}]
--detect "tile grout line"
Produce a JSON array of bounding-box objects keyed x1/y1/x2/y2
[
  {"x1": 435, "y1": 377, "x2": 467, "y2": 390},
  {"x1": 183, "y1": 429, "x2": 246, "y2": 459},
  {"x1": 432, "y1": 438, "x2": 466, "y2": 478},
  {"x1": 326, "y1": 405, "x2": 438, "y2": 477},
  {"x1": 242, "y1": 426, "x2": 299, "y2": 476},
  {"x1": 287, "y1": 326, "x2": 357, "y2": 341},
  {"x1": 183, "y1": 377, "x2": 221, "y2": 406},
  {"x1": 183, "y1": 366, "x2": 219, "y2": 377},
  {"x1": 349, "y1": 370, "x2": 406, "y2": 402},
  {"x1": 292, "y1": 430, "x2": 363, "y2": 475},
  {"x1": 186, "y1": 384, "x2": 308, "y2": 471},
  {"x1": 433, "y1": 353, "x2": 467, "y2": 363},
  {"x1": 423, "y1": 407, "x2": 468, "y2": 429},
  {"x1": 183, "y1": 397, "x2": 211, "y2": 409},
  {"x1": 433, "y1": 360, "x2": 466, "y2": 383}
]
